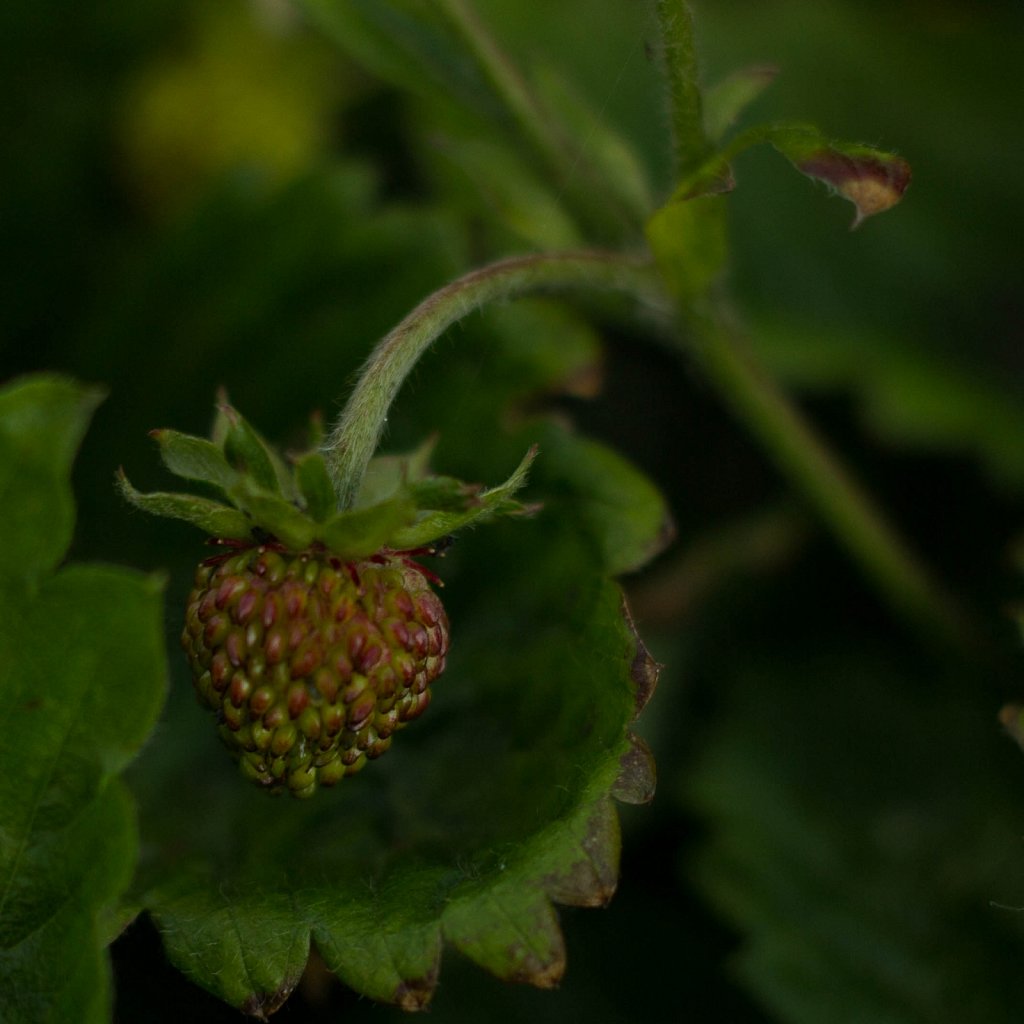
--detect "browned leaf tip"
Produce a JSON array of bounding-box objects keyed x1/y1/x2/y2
[
  {"x1": 239, "y1": 974, "x2": 301, "y2": 1020},
  {"x1": 501, "y1": 914, "x2": 567, "y2": 989},
  {"x1": 612, "y1": 732, "x2": 657, "y2": 805},
  {"x1": 620, "y1": 593, "x2": 661, "y2": 716},
  {"x1": 392, "y1": 969, "x2": 439, "y2": 1012},
  {"x1": 515, "y1": 953, "x2": 566, "y2": 990},
  {"x1": 796, "y1": 148, "x2": 911, "y2": 228},
  {"x1": 543, "y1": 798, "x2": 620, "y2": 908}
]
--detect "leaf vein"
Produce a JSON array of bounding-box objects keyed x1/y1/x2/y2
[{"x1": 0, "y1": 652, "x2": 95, "y2": 928}]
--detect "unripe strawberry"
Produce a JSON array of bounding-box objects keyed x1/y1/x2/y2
[
  {"x1": 118, "y1": 397, "x2": 535, "y2": 796},
  {"x1": 183, "y1": 545, "x2": 448, "y2": 797}
]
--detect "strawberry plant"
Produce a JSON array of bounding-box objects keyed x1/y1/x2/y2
[{"x1": 3, "y1": 1, "x2": 1024, "y2": 1021}]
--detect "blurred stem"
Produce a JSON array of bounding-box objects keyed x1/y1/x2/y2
[
  {"x1": 434, "y1": 0, "x2": 633, "y2": 239},
  {"x1": 324, "y1": 251, "x2": 663, "y2": 510},
  {"x1": 435, "y1": 0, "x2": 562, "y2": 172},
  {"x1": 650, "y1": 5, "x2": 965, "y2": 641},
  {"x1": 654, "y1": 0, "x2": 708, "y2": 177},
  {"x1": 680, "y1": 305, "x2": 969, "y2": 641}
]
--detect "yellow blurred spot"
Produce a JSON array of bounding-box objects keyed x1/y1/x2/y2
[{"x1": 118, "y1": 0, "x2": 347, "y2": 212}]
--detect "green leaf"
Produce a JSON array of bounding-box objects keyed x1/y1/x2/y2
[
  {"x1": 152, "y1": 879, "x2": 309, "y2": 1018},
  {"x1": 0, "y1": 565, "x2": 167, "y2": 936},
  {"x1": 0, "y1": 377, "x2": 167, "y2": 1022},
  {"x1": 533, "y1": 428, "x2": 673, "y2": 576},
  {"x1": 442, "y1": 876, "x2": 565, "y2": 986},
  {"x1": 434, "y1": 136, "x2": 582, "y2": 250},
  {"x1": 0, "y1": 376, "x2": 104, "y2": 582},
  {"x1": 128, "y1": 452, "x2": 659, "y2": 1014},
  {"x1": 303, "y1": 868, "x2": 444, "y2": 1009},
  {"x1": 0, "y1": 781, "x2": 139, "y2": 1024},
  {"x1": 703, "y1": 64, "x2": 778, "y2": 142}
]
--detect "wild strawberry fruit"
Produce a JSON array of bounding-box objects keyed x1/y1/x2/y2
[
  {"x1": 119, "y1": 397, "x2": 535, "y2": 796},
  {"x1": 185, "y1": 545, "x2": 448, "y2": 796}
]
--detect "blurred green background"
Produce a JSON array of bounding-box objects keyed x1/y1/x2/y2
[{"x1": 4, "y1": 1, "x2": 1024, "y2": 1020}]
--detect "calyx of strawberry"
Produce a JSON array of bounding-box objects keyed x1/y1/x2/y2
[{"x1": 118, "y1": 397, "x2": 538, "y2": 556}]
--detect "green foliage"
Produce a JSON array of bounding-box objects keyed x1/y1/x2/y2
[
  {"x1": 126, "y1": 378, "x2": 665, "y2": 1012},
  {"x1": 750, "y1": 316, "x2": 1024, "y2": 492},
  {"x1": 0, "y1": 378, "x2": 167, "y2": 1023},
  {"x1": 686, "y1": 636, "x2": 1024, "y2": 1023},
  {"x1": 3, "y1": 0, "x2": 1023, "y2": 1020},
  {"x1": 0, "y1": 378, "x2": 104, "y2": 582}
]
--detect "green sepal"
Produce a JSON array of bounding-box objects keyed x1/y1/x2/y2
[
  {"x1": 390, "y1": 446, "x2": 538, "y2": 550},
  {"x1": 354, "y1": 436, "x2": 436, "y2": 508},
  {"x1": 228, "y1": 481, "x2": 316, "y2": 551},
  {"x1": 219, "y1": 403, "x2": 284, "y2": 495},
  {"x1": 116, "y1": 470, "x2": 252, "y2": 538},
  {"x1": 125, "y1": 406, "x2": 537, "y2": 556},
  {"x1": 293, "y1": 451, "x2": 336, "y2": 523},
  {"x1": 407, "y1": 475, "x2": 482, "y2": 513},
  {"x1": 318, "y1": 495, "x2": 418, "y2": 559},
  {"x1": 150, "y1": 429, "x2": 238, "y2": 493}
]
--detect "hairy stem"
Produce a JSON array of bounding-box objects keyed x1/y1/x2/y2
[
  {"x1": 325, "y1": 251, "x2": 663, "y2": 509},
  {"x1": 683, "y1": 307, "x2": 968, "y2": 639},
  {"x1": 654, "y1": 0, "x2": 708, "y2": 176}
]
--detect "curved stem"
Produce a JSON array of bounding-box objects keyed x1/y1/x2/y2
[{"x1": 324, "y1": 250, "x2": 663, "y2": 509}]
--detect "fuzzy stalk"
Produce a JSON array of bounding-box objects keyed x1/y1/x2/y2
[
  {"x1": 654, "y1": 0, "x2": 708, "y2": 177},
  {"x1": 325, "y1": 251, "x2": 662, "y2": 510}
]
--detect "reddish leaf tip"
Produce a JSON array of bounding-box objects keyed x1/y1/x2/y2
[
  {"x1": 513, "y1": 954, "x2": 565, "y2": 990},
  {"x1": 620, "y1": 595, "x2": 661, "y2": 716},
  {"x1": 796, "y1": 149, "x2": 912, "y2": 228},
  {"x1": 392, "y1": 971, "x2": 438, "y2": 1011}
]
